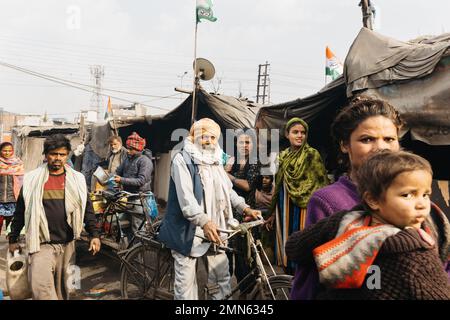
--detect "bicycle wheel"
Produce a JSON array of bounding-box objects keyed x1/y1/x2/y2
[
  {"x1": 152, "y1": 247, "x2": 175, "y2": 300},
  {"x1": 120, "y1": 243, "x2": 158, "y2": 299},
  {"x1": 120, "y1": 242, "x2": 175, "y2": 300},
  {"x1": 265, "y1": 275, "x2": 293, "y2": 300}
]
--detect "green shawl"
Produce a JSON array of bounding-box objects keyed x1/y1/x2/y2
[{"x1": 270, "y1": 118, "x2": 329, "y2": 210}]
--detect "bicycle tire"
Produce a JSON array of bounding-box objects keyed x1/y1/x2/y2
[
  {"x1": 120, "y1": 243, "x2": 158, "y2": 299},
  {"x1": 120, "y1": 242, "x2": 174, "y2": 300},
  {"x1": 265, "y1": 275, "x2": 293, "y2": 300}
]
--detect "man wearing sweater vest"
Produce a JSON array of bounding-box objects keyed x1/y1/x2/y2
[
  {"x1": 158, "y1": 118, "x2": 261, "y2": 300},
  {"x1": 8, "y1": 134, "x2": 101, "y2": 300}
]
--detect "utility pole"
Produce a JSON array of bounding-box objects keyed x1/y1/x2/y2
[
  {"x1": 256, "y1": 61, "x2": 270, "y2": 104},
  {"x1": 359, "y1": 0, "x2": 374, "y2": 30},
  {"x1": 90, "y1": 65, "x2": 105, "y2": 122}
]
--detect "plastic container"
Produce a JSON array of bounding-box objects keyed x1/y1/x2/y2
[
  {"x1": 93, "y1": 167, "x2": 110, "y2": 185},
  {"x1": 6, "y1": 249, "x2": 32, "y2": 300},
  {"x1": 106, "y1": 177, "x2": 118, "y2": 190},
  {"x1": 143, "y1": 194, "x2": 158, "y2": 220}
]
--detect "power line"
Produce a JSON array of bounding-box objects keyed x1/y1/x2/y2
[
  {"x1": 0, "y1": 35, "x2": 323, "y2": 77},
  {"x1": 0, "y1": 60, "x2": 173, "y2": 111},
  {"x1": 0, "y1": 60, "x2": 180, "y2": 101}
]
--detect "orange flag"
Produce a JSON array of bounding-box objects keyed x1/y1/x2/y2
[{"x1": 104, "y1": 97, "x2": 112, "y2": 120}]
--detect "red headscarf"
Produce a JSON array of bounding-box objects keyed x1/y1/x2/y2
[{"x1": 126, "y1": 132, "x2": 146, "y2": 152}]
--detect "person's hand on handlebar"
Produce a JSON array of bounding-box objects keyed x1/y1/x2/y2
[
  {"x1": 202, "y1": 221, "x2": 223, "y2": 245},
  {"x1": 264, "y1": 213, "x2": 275, "y2": 231},
  {"x1": 243, "y1": 207, "x2": 263, "y2": 222}
]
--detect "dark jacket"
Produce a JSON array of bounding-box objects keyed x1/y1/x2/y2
[
  {"x1": 285, "y1": 210, "x2": 450, "y2": 300},
  {"x1": 116, "y1": 152, "x2": 153, "y2": 193}
]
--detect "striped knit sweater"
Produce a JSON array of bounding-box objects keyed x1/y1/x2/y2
[{"x1": 285, "y1": 210, "x2": 450, "y2": 300}]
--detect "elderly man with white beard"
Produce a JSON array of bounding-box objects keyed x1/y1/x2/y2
[
  {"x1": 158, "y1": 118, "x2": 262, "y2": 300},
  {"x1": 106, "y1": 135, "x2": 128, "y2": 175}
]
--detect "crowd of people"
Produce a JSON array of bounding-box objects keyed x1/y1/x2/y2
[{"x1": 1, "y1": 97, "x2": 449, "y2": 300}]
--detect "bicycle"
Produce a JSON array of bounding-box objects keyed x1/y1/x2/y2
[
  {"x1": 119, "y1": 217, "x2": 293, "y2": 300},
  {"x1": 90, "y1": 189, "x2": 160, "y2": 251}
]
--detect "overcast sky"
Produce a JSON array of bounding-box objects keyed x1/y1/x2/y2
[{"x1": 0, "y1": 0, "x2": 449, "y2": 119}]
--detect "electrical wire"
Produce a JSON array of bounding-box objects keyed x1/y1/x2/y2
[{"x1": 0, "y1": 60, "x2": 174, "y2": 111}]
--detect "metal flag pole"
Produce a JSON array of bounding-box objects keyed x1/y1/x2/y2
[{"x1": 191, "y1": 3, "x2": 199, "y2": 126}]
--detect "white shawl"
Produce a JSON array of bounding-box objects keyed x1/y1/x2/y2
[
  {"x1": 23, "y1": 164, "x2": 87, "y2": 254},
  {"x1": 184, "y1": 139, "x2": 235, "y2": 256}
]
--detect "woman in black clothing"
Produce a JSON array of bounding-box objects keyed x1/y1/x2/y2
[{"x1": 225, "y1": 129, "x2": 261, "y2": 298}]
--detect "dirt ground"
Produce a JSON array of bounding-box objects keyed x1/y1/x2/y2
[{"x1": 1, "y1": 229, "x2": 285, "y2": 300}]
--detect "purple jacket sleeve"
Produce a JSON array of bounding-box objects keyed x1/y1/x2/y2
[{"x1": 305, "y1": 193, "x2": 333, "y2": 227}]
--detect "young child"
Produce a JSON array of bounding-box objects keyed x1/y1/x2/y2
[
  {"x1": 254, "y1": 174, "x2": 274, "y2": 213},
  {"x1": 286, "y1": 150, "x2": 450, "y2": 299},
  {"x1": 254, "y1": 174, "x2": 275, "y2": 264}
]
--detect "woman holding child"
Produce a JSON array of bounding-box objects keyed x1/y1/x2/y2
[
  {"x1": 286, "y1": 150, "x2": 450, "y2": 299},
  {"x1": 286, "y1": 97, "x2": 450, "y2": 299}
]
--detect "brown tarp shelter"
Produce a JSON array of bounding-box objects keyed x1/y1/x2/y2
[
  {"x1": 255, "y1": 76, "x2": 347, "y2": 164},
  {"x1": 114, "y1": 88, "x2": 261, "y2": 154},
  {"x1": 345, "y1": 28, "x2": 450, "y2": 96},
  {"x1": 345, "y1": 28, "x2": 450, "y2": 146},
  {"x1": 84, "y1": 89, "x2": 261, "y2": 201},
  {"x1": 11, "y1": 125, "x2": 80, "y2": 171}
]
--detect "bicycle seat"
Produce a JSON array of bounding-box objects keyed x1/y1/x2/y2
[{"x1": 101, "y1": 190, "x2": 121, "y2": 201}]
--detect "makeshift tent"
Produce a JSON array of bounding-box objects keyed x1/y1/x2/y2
[
  {"x1": 255, "y1": 76, "x2": 347, "y2": 168},
  {"x1": 255, "y1": 28, "x2": 450, "y2": 179},
  {"x1": 115, "y1": 88, "x2": 261, "y2": 154},
  {"x1": 11, "y1": 125, "x2": 80, "y2": 172},
  {"x1": 345, "y1": 27, "x2": 450, "y2": 146}
]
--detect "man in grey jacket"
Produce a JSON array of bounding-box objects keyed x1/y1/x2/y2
[{"x1": 114, "y1": 132, "x2": 153, "y2": 233}]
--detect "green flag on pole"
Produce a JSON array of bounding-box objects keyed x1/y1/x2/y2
[{"x1": 196, "y1": 0, "x2": 217, "y2": 23}]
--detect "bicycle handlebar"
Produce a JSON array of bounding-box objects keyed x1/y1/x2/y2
[
  {"x1": 216, "y1": 217, "x2": 265, "y2": 235},
  {"x1": 116, "y1": 190, "x2": 153, "y2": 197},
  {"x1": 101, "y1": 190, "x2": 153, "y2": 200}
]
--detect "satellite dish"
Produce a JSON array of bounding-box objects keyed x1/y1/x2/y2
[{"x1": 193, "y1": 58, "x2": 215, "y2": 81}]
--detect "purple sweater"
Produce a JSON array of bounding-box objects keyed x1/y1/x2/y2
[
  {"x1": 305, "y1": 176, "x2": 360, "y2": 227},
  {"x1": 290, "y1": 176, "x2": 360, "y2": 300},
  {"x1": 290, "y1": 175, "x2": 450, "y2": 300}
]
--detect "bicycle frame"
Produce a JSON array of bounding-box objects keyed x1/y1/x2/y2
[
  {"x1": 120, "y1": 217, "x2": 291, "y2": 300},
  {"x1": 201, "y1": 218, "x2": 283, "y2": 300},
  {"x1": 98, "y1": 191, "x2": 158, "y2": 250}
]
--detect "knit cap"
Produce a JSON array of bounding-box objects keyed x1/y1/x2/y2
[{"x1": 126, "y1": 132, "x2": 146, "y2": 152}]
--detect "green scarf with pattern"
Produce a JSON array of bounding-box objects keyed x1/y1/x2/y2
[{"x1": 270, "y1": 118, "x2": 329, "y2": 210}]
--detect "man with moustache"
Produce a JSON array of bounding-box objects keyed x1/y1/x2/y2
[
  {"x1": 106, "y1": 135, "x2": 128, "y2": 175},
  {"x1": 8, "y1": 134, "x2": 101, "y2": 300}
]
